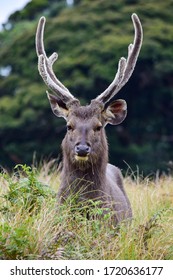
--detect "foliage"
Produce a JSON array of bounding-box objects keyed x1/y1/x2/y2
[
  {"x1": 1, "y1": 0, "x2": 173, "y2": 173},
  {"x1": 0, "y1": 163, "x2": 173, "y2": 260},
  {"x1": 0, "y1": 164, "x2": 55, "y2": 214}
]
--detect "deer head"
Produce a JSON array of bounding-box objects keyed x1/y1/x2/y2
[{"x1": 35, "y1": 14, "x2": 143, "y2": 168}]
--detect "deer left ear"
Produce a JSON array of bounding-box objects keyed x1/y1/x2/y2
[
  {"x1": 103, "y1": 99, "x2": 127, "y2": 125},
  {"x1": 47, "y1": 92, "x2": 69, "y2": 120}
]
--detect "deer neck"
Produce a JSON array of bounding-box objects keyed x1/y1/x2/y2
[{"x1": 62, "y1": 153, "x2": 107, "y2": 188}]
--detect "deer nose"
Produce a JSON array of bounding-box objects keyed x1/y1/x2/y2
[{"x1": 75, "y1": 144, "x2": 91, "y2": 157}]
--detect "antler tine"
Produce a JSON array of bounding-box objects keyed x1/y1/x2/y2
[
  {"x1": 95, "y1": 13, "x2": 143, "y2": 104},
  {"x1": 36, "y1": 16, "x2": 76, "y2": 104}
]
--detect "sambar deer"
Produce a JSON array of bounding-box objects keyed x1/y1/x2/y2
[{"x1": 36, "y1": 13, "x2": 143, "y2": 224}]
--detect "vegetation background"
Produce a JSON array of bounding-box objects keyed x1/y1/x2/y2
[{"x1": 0, "y1": 0, "x2": 173, "y2": 174}]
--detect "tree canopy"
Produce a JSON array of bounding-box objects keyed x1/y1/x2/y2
[{"x1": 0, "y1": 0, "x2": 173, "y2": 174}]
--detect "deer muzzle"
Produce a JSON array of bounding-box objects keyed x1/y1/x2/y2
[{"x1": 75, "y1": 144, "x2": 91, "y2": 161}]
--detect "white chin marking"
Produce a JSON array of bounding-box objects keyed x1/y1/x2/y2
[{"x1": 75, "y1": 155, "x2": 89, "y2": 161}]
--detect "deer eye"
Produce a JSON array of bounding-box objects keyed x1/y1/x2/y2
[
  {"x1": 95, "y1": 125, "x2": 102, "y2": 132},
  {"x1": 67, "y1": 124, "x2": 73, "y2": 131}
]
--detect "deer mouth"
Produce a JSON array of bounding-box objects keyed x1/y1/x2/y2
[
  {"x1": 74, "y1": 154, "x2": 91, "y2": 170},
  {"x1": 75, "y1": 155, "x2": 89, "y2": 162}
]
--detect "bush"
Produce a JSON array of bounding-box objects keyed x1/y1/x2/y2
[{"x1": 1, "y1": 164, "x2": 56, "y2": 213}]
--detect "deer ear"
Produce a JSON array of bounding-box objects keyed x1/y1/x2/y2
[
  {"x1": 103, "y1": 99, "x2": 127, "y2": 125},
  {"x1": 47, "y1": 92, "x2": 69, "y2": 119}
]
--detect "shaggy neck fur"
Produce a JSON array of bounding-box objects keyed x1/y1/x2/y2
[{"x1": 59, "y1": 128, "x2": 108, "y2": 202}]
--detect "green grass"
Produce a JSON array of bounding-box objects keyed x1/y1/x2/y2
[{"x1": 0, "y1": 162, "x2": 173, "y2": 260}]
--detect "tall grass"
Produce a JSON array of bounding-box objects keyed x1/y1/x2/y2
[{"x1": 0, "y1": 162, "x2": 173, "y2": 260}]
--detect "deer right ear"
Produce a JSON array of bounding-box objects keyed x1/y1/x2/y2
[
  {"x1": 47, "y1": 92, "x2": 69, "y2": 119},
  {"x1": 103, "y1": 99, "x2": 127, "y2": 125}
]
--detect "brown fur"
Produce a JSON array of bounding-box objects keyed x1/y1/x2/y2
[{"x1": 56, "y1": 101, "x2": 132, "y2": 224}]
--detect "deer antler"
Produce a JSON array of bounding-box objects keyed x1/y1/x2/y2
[
  {"x1": 95, "y1": 13, "x2": 143, "y2": 104},
  {"x1": 36, "y1": 17, "x2": 76, "y2": 104},
  {"x1": 36, "y1": 14, "x2": 142, "y2": 106}
]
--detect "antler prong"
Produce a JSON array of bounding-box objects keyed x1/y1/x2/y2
[
  {"x1": 36, "y1": 16, "x2": 76, "y2": 104},
  {"x1": 95, "y1": 13, "x2": 143, "y2": 104},
  {"x1": 36, "y1": 16, "x2": 46, "y2": 57},
  {"x1": 49, "y1": 52, "x2": 58, "y2": 64}
]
